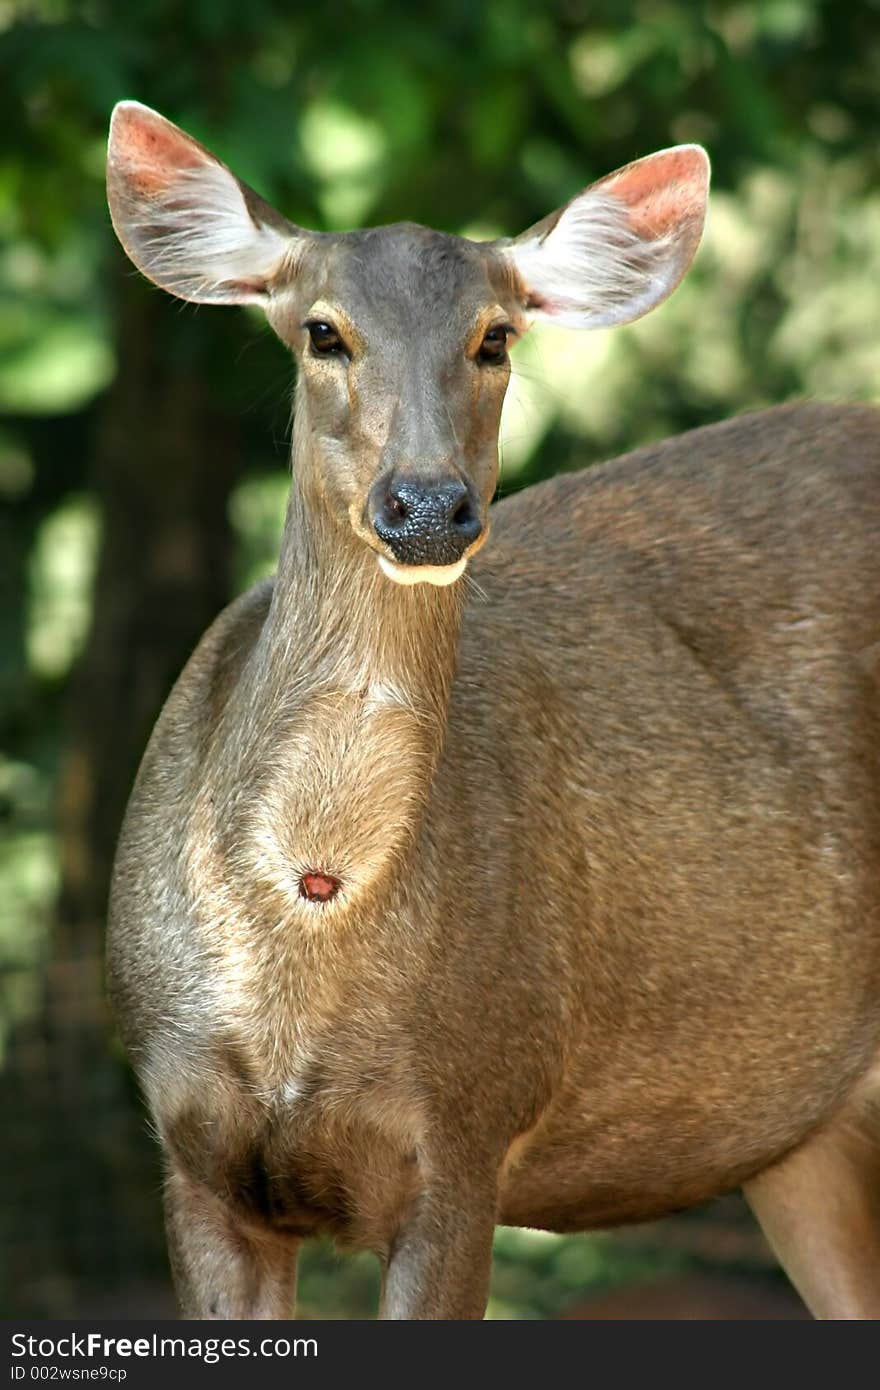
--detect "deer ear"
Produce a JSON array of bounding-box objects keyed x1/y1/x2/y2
[
  {"x1": 504, "y1": 145, "x2": 709, "y2": 330},
  {"x1": 106, "y1": 101, "x2": 304, "y2": 306}
]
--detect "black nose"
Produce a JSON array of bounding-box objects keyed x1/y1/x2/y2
[{"x1": 370, "y1": 477, "x2": 482, "y2": 566}]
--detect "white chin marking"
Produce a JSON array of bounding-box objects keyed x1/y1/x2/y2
[{"x1": 378, "y1": 555, "x2": 467, "y2": 587}]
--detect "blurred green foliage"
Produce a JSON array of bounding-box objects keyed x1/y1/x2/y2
[{"x1": 2, "y1": 0, "x2": 879, "y2": 1317}]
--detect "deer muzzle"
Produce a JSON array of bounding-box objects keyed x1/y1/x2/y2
[{"x1": 369, "y1": 476, "x2": 483, "y2": 571}]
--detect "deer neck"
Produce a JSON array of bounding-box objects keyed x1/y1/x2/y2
[{"x1": 223, "y1": 423, "x2": 465, "y2": 917}]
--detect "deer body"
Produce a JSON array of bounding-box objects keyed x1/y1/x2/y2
[{"x1": 106, "y1": 104, "x2": 880, "y2": 1318}]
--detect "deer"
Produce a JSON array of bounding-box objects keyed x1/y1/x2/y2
[{"x1": 105, "y1": 100, "x2": 880, "y2": 1321}]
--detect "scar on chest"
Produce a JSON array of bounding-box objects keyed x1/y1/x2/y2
[{"x1": 299, "y1": 870, "x2": 342, "y2": 903}]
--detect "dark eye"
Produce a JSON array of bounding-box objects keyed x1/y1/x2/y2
[
  {"x1": 477, "y1": 325, "x2": 511, "y2": 364},
  {"x1": 305, "y1": 320, "x2": 346, "y2": 356}
]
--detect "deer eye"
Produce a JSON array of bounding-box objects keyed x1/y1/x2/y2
[
  {"x1": 305, "y1": 320, "x2": 346, "y2": 356},
  {"x1": 477, "y1": 324, "x2": 511, "y2": 364}
]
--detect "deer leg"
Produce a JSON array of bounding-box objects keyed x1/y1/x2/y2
[
  {"x1": 743, "y1": 1095, "x2": 880, "y2": 1319},
  {"x1": 164, "y1": 1168, "x2": 299, "y2": 1319},
  {"x1": 379, "y1": 1183, "x2": 497, "y2": 1320}
]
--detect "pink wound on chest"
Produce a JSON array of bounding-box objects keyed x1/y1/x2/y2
[{"x1": 299, "y1": 871, "x2": 341, "y2": 903}]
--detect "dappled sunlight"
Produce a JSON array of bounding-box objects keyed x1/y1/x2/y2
[
  {"x1": 503, "y1": 325, "x2": 617, "y2": 477},
  {"x1": 228, "y1": 472, "x2": 289, "y2": 590},
  {"x1": 26, "y1": 495, "x2": 101, "y2": 680},
  {"x1": 300, "y1": 100, "x2": 387, "y2": 228},
  {"x1": 0, "y1": 829, "x2": 56, "y2": 1062},
  {"x1": 0, "y1": 756, "x2": 56, "y2": 1064},
  {"x1": 772, "y1": 181, "x2": 880, "y2": 398},
  {"x1": 0, "y1": 227, "x2": 115, "y2": 415}
]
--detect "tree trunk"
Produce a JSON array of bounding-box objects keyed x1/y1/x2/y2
[{"x1": 58, "y1": 270, "x2": 245, "y2": 940}]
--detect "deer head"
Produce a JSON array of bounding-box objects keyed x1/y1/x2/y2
[{"x1": 107, "y1": 102, "x2": 709, "y2": 586}]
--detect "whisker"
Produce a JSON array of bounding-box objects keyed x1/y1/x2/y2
[{"x1": 462, "y1": 571, "x2": 490, "y2": 604}]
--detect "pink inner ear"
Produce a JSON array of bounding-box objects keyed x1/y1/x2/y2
[
  {"x1": 599, "y1": 148, "x2": 708, "y2": 241},
  {"x1": 110, "y1": 105, "x2": 208, "y2": 196}
]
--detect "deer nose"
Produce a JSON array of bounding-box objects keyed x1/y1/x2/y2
[{"x1": 370, "y1": 477, "x2": 483, "y2": 566}]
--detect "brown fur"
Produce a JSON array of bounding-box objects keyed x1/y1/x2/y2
[
  {"x1": 105, "y1": 105, "x2": 880, "y2": 1318},
  {"x1": 109, "y1": 401, "x2": 880, "y2": 1317}
]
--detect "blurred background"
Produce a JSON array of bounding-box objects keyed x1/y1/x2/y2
[{"x1": 2, "y1": 0, "x2": 878, "y2": 1319}]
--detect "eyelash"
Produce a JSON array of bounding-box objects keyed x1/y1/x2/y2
[
  {"x1": 301, "y1": 320, "x2": 516, "y2": 363},
  {"x1": 477, "y1": 324, "x2": 514, "y2": 364},
  {"x1": 303, "y1": 320, "x2": 349, "y2": 357}
]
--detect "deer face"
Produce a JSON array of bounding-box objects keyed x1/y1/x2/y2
[
  {"x1": 106, "y1": 102, "x2": 708, "y2": 586},
  {"x1": 265, "y1": 224, "x2": 523, "y2": 583}
]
